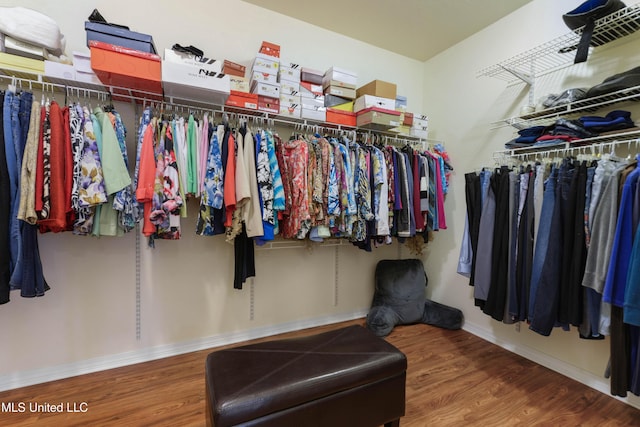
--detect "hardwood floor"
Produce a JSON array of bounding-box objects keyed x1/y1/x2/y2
[{"x1": 0, "y1": 319, "x2": 638, "y2": 426}]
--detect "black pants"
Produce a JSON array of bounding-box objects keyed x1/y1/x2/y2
[
  {"x1": 0, "y1": 92, "x2": 9, "y2": 304},
  {"x1": 483, "y1": 167, "x2": 510, "y2": 321},
  {"x1": 464, "y1": 172, "x2": 482, "y2": 286}
]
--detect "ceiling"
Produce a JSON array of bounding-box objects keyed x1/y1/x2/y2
[{"x1": 240, "y1": 0, "x2": 533, "y2": 61}]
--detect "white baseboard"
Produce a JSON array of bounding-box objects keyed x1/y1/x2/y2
[
  {"x1": 0, "y1": 310, "x2": 368, "y2": 392},
  {"x1": 463, "y1": 321, "x2": 640, "y2": 410}
]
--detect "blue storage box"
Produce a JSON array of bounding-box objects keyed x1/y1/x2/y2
[{"x1": 85, "y1": 22, "x2": 156, "y2": 54}]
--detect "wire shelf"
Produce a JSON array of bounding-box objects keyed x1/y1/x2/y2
[
  {"x1": 477, "y1": 3, "x2": 640, "y2": 83},
  {"x1": 493, "y1": 83, "x2": 640, "y2": 128},
  {"x1": 496, "y1": 128, "x2": 640, "y2": 160},
  {"x1": 0, "y1": 73, "x2": 430, "y2": 147}
]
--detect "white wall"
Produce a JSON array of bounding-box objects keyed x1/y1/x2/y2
[
  {"x1": 422, "y1": 0, "x2": 640, "y2": 408},
  {"x1": 0, "y1": 0, "x2": 424, "y2": 389}
]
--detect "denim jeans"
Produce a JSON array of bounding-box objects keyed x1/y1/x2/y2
[
  {"x1": 528, "y1": 166, "x2": 557, "y2": 322},
  {"x1": 530, "y1": 161, "x2": 575, "y2": 335},
  {"x1": 7, "y1": 91, "x2": 33, "y2": 289}
]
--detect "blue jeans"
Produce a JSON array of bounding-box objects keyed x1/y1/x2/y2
[
  {"x1": 530, "y1": 162, "x2": 574, "y2": 335},
  {"x1": 528, "y1": 166, "x2": 557, "y2": 325},
  {"x1": 7, "y1": 92, "x2": 32, "y2": 289}
]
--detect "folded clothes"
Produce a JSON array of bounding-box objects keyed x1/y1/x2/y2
[
  {"x1": 532, "y1": 138, "x2": 569, "y2": 148},
  {"x1": 505, "y1": 139, "x2": 536, "y2": 149},
  {"x1": 552, "y1": 118, "x2": 598, "y2": 139},
  {"x1": 579, "y1": 110, "x2": 635, "y2": 132},
  {"x1": 580, "y1": 109, "x2": 631, "y2": 122},
  {"x1": 537, "y1": 134, "x2": 576, "y2": 142},
  {"x1": 518, "y1": 125, "x2": 547, "y2": 137}
]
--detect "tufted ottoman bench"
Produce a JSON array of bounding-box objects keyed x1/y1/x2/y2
[{"x1": 205, "y1": 325, "x2": 407, "y2": 427}]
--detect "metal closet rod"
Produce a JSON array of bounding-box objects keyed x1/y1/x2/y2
[
  {"x1": 494, "y1": 138, "x2": 640, "y2": 162},
  {"x1": 0, "y1": 74, "x2": 434, "y2": 145}
]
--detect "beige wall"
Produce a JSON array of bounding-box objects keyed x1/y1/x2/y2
[
  {"x1": 423, "y1": 0, "x2": 640, "y2": 408},
  {"x1": 0, "y1": 0, "x2": 424, "y2": 386}
]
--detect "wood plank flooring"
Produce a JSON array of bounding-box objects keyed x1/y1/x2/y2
[{"x1": 0, "y1": 319, "x2": 638, "y2": 426}]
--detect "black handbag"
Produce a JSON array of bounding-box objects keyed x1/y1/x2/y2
[{"x1": 561, "y1": 0, "x2": 628, "y2": 63}]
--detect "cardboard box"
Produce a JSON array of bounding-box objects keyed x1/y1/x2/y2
[
  {"x1": 225, "y1": 90, "x2": 258, "y2": 110},
  {"x1": 323, "y1": 85, "x2": 356, "y2": 99},
  {"x1": 356, "y1": 107, "x2": 401, "y2": 130},
  {"x1": 250, "y1": 71, "x2": 278, "y2": 85},
  {"x1": 258, "y1": 95, "x2": 279, "y2": 114},
  {"x1": 85, "y1": 21, "x2": 156, "y2": 54},
  {"x1": 396, "y1": 95, "x2": 407, "y2": 109},
  {"x1": 356, "y1": 79, "x2": 397, "y2": 99},
  {"x1": 300, "y1": 67, "x2": 323, "y2": 85},
  {"x1": 164, "y1": 48, "x2": 221, "y2": 74},
  {"x1": 300, "y1": 81, "x2": 323, "y2": 98},
  {"x1": 260, "y1": 41, "x2": 280, "y2": 58},
  {"x1": 250, "y1": 81, "x2": 280, "y2": 98},
  {"x1": 389, "y1": 124, "x2": 411, "y2": 135},
  {"x1": 301, "y1": 106, "x2": 326, "y2": 122},
  {"x1": 5, "y1": 36, "x2": 44, "y2": 60},
  {"x1": 301, "y1": 96, "x2": 324, "y2": 109},
  {"x1": 403, "y1": 112, "x2": 414, "y2": 126},
  {"x1": 324, "y1": 94, "x2": 352, "y2": 108},
  {"x1": 324, "y1": 66, "x2": 357, "y2": 86},
  {"x1": 280, "y1": 81, "x2": 299, "y2": 96},
  {"x1": 89, "y1": 41, "x2": 162, "y2": 98},
  {"x1": 44, "y1": 60, "x2": 75, "y2": 85},
  {"x1": 279, "y1": 102, "x2": 301, "y2": 118},
  {"x1": 322, "y1": 79, "x2": 356, "y2": 90},
  {"x1": 72, "y1": 51, "x2": 92, "y2": 73},
  {"x1": 326, "y1": 108, "x2": 356, "y2": 127},
  {"x1": 410, "y1": 127, "x2": 428, "y2": 139},
  {"x1": 0, "y1": 51, "x2": 45, "y2": 79},
  {"x1": 253, "y1": 53, "x2": 279, "y2": 74},
  {"x1": 74, "y1": 70, "x2": 106, "y2": 89},
  {"x1": 279, "y1": 64, "x2": 301, "y2": 83},
  {"x1": 413, "y1": 115, "x2": 428, "y2": 128},
  {"x1": 354, "y1": 95, "x2": 396, "y2": 112},
  {"x1": 280, "y1": 94, "x2": 301, "y2": 105},
  {"x1": 330, "y1": 101, "x2": 354, "y2": 112},
  {"x1": 223, "y1": 60, "x2": 246, "y2": 77},
  {"x1": 230, "y1": 76, "x2": 249, "y2": 92},
  {"x1": 162, "y1": 60, "x2": 230, "y2": 105}
]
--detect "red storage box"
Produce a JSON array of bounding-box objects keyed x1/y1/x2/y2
[
  {"x1": 225, "y1": 90, "x2": 258, "y2": 110},
  {"x1": 258, "y1": 95, "x2": 279, "y2": 114},
  {"x1": 223, "y1": 60, "x2": 246, "y2": 77},
  {"x1": 326, "y1": 108, "x2": 356, "y2": 127},
  {"x1": 259, "y1": 41, "x2": 280, "y2": 58},
  {"x1": 89, "y1": 40, "x2": 162, "y2": 100}
]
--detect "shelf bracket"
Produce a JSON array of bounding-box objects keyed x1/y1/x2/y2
[{"x1": 499, "y1": 65, "x2": 532, "y2": 86}]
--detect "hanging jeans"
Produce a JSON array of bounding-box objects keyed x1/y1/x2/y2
[
  {"x1": 4, "y1": 91, "x2": 31, "y2": 287},
  {"x1": 530, "y1": 161, "x2": 575, "y2": 336},
  {"x1": 529, "y1": 166, "x2": 557, "y2": 322},
  {"x1": 0, "y1": 92, "x2": 9, "y2": 304}
]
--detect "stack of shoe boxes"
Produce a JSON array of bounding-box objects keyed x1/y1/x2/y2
[
  {"x1": 323, "y1": 66, "x2": 357, "y2": 126},
  {"x1": 224, "y1": 60, "x2": 259, "y2": 110},
  {"x1": 300, "y1": 67, "x2": 326, "y2": 121},
  {"x1": 411, "y1": 114, "x2": 429, "y2": 139},
  {"x1": 250, "y1": 41, "x2": 280, "y2": 114},
  {"x1": 355, "y1": 80, "x2": 401, "y2": 130},
  {"x1": 278, "y1": 62, "x2": 301, "y2": 117}
]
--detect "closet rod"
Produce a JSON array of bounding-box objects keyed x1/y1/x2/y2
[
  {"x1": 493, "y1": 138, "x2": 640, "y2": 162},
  {"x1": 0, "y1": 74, "x2": 430, "y2": 144}
]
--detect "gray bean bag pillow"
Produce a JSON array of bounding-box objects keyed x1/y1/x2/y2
[{"x1": 366, "y1": 259, "x2": 464, "y2": 337}]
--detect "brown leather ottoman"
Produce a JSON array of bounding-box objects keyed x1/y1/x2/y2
[{"x1": 205, "y1": 325, "x2": 407, "y2": 427}]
